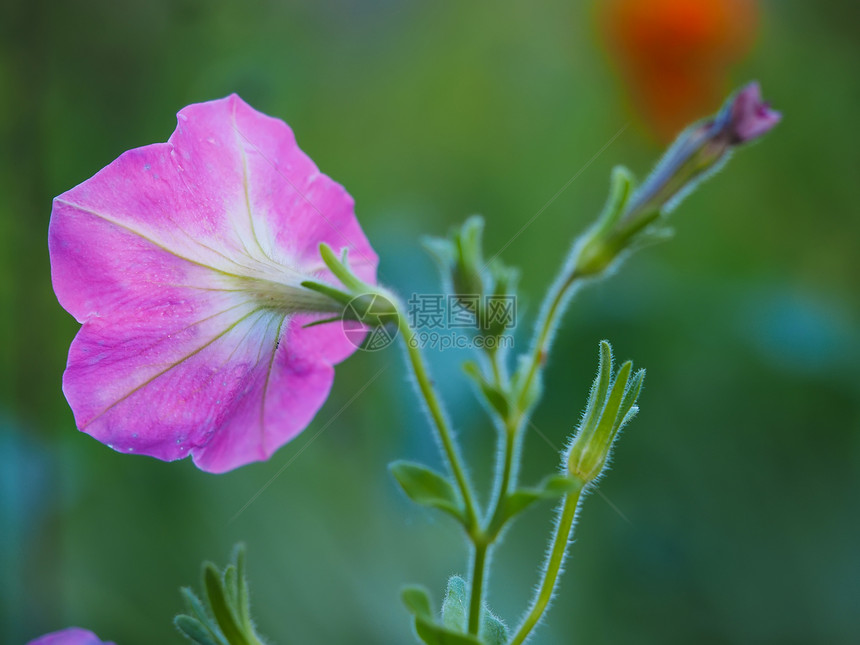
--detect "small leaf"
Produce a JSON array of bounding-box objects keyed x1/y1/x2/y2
[
  {"x1": 581, "y1": 341, "x2": 613, "y2": 433},
  {"x1": 541, "y1": 474, "x2": 583, "y2": 496},
  {"x1": 595, "y1": 360, "x2": 632, "y2": 438},
  {"x1": 440, "y1": 576, "x2": 467, "y2": 632},
  {"x1": 402, "y1": 585, "x2": 434, "y2": 620},
  {"x1": 593, "y1": 166, "x2": 635, "y2": 238},
  {"x1": 480, "y1": 608, "x2": 509, "y2": 645},
  {"x1": 617, "y1": 368, "x2": 645, "y2": 429},
  {"x1": 181, "y1": 588, "x2": 210, "y2": 624},
  {"x1": 402, "y1": 582, "x2": 482, "y2": 645},
  {"x1": 223, "y1": 565, "x2": 238, "y2": 611},
  {"x1": 203, "y1": 563, "x2": 249, "y2": 645},
  {"x1": 180, "y1": 588, "x2": 227, "y2": 645},
  {"x1": 300, "y1": 279, "x2": 352, "y2": 305},
  {"x1": 390, "y1": 461, "x2": 466, "y2": 524},
  {"x1": 232, "y1": 544, "x2": 253, "y2": 633},
  {"x1": 505, "y1": 474, "x2": 582, "y2": 518},
  {"x1": 301, "y1": 314, "x2": 343, "y2": 329},
  {"x1": 318, "y1": 242, "x2": 364, "y2": 291},
  {"x1": 175, "y1": 615, "x2": 221, "y2": 645},
  {"x1": 422, "y1": 236, "x2": 455, "y2": 272},
  {"x1": 462, "y1": 361, "x2": 509, "y2": 418},
  {"x1": 414, "y1": 619, "x2": 484, "y2": 645}
]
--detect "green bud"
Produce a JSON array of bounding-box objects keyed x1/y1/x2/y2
[
  {"x1": 483, "y1": 259, "x2": 520, "y2": 340},
  {"x1": 453, "y1": 216, "x2": 487, "y2": 298},
  {"x1": 424, "y1": 215, "x2": 486, "y2": 312},
  {"x1": 567, "y1": 341, "x2": 645, "y2": 483}
]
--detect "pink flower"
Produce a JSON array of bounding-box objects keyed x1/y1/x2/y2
[
  {"x1": 50, "y1": 95, "x2": 378, "y2": 473},
  {"x1": 28, "y1": 627, "x2": 115, "y2": 645}
]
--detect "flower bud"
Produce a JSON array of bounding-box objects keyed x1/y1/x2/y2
[
  {"x1": 567, "y1": 341, "x2": 645, "y2": 483},
  {"x1": 573, "y1": 81, "x2": 780, "y2": 278},
  {"x1": 424, "y1": 216, "x2": 519, "y2": 339},
  {"x1": 424, "y1": 215, "x2": 486, "y2": 321},
  {"x1": 624, "y1": 80, "x2": 781, "y2": 220}
]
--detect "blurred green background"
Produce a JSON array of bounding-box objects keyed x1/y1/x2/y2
[{"x1": 1, "y1": 1, "x2": 858, "y2": 643}]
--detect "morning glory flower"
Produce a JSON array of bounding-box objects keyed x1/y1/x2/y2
[
  {"x1": 50, "y1": 94, "x2": 378, "y2": 473},
  {"x1": 28, "y1": 627, "x2": 114, "y2": 645}
]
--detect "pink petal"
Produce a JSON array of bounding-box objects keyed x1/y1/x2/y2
[
  {"x1": 28, "y1": 627, "x2": 114, "y2": 645},
  {"x1": 50, "y1": 95, "x2": 378, "y2": 472}
]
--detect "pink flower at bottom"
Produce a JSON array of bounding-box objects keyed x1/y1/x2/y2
[
  {"x1": 28, "y1": 627, "x2": 115, "y2": 645},
  {"x1": 49, "y1": 94, "x2": 378, "y2": 473}
]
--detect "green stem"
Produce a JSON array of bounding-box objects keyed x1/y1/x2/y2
[
  {"x1": 396, "y1": 310, "x2": 479, "y2": 530},
  {"x1": 467, "y1": 541, "x2": 489, "y2": 635},
  {"x1": 463, "y1": 350, "x2": 515, "y2": 634},
  {"x1": 516, "y1": 271, "x2": 580, "y2": 412},
  {"x1": 485, "y1": 420, "x2": 518, "y2": 539},
  {"x1": 509, "y1": 482, "x2": 585, "y2": 645}
]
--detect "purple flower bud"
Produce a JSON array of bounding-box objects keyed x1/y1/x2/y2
[
  {"x1": 572, "y1": 82, "x2": 780, "y2": 278},
  {"x1": 624, "y1": 80, "x2": 780, "y2": 220},
  {"x1": 725, "y1": 81, "x2": 782, "y2": 144}
]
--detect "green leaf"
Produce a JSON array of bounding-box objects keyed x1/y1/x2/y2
[
  {"x1": 223, "y1": 565, "x2": 238, "y2": 611},
  {"x1": 203, "y1": 563, "x2": 249, "y2": 645},
  {"x1": 617, "y1": 368, "x2": 645, "y2": 429},
  {"x1": 402, "y1": 582, "x2": 482, "y2": 645},
  {"x1": 318, "y1": 242, "x2": 364, "y2": 291},
  {"x1": 595, "y1": 360, "x2": 632, "y2": 438},
  {"x1": 301, "y1": 314, "x2": 343, "y2": 328},
  {"x1": 232, "y1": 544, "x2": 253, "y2": 633},
  {"x1": 422, "y1": 236, "x2": 455, "y2": 272},
  {"x1": 581, "y1": 341, "x2": 613, "y2": 433},
  {"x1": 594, "y1": 166, "x2": 635, "y2": 238},
  {"x1": 181, "y1": 588, "x2": 211, "y2": 624},
  {"x1": 462, "y1": 361, "x2": 509, "y2": 418},
  {"x1": 390, "y1": 461, "x2": 466, "y2": 524},
  {"x1": 175, "y1": 615, "x2": 222, "y2": 645},
  {"x1": 300, "y1": 279, "x2": 352, "y2": 306},
  {"x1": 440, "y1": 576, "x2": 467, "y2": 632},
  {"x1": 480, "y1": 608, "x2": 509, "y2": 645},
  {"x1": 414, "y1": 620, "x2": 483, "y2": 645},
  {"x1": 452, "y1": 215, "x2": 486, "y2": 298},
  {"x1": 402, "y1": 585, "x2": 435, "y2": 620},
  {"x1": 180, "y1": 588, "x2": 227, "y2": 645},
  {"x1": 505, "y1": 474, "x2": 582, "y2": 518}
]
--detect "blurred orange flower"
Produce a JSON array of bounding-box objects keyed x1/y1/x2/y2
[{"x1": 600, "y1": 0, "x2": 759, "y2": 141}]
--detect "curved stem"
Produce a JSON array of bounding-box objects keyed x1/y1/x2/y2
[
  {"x1": 509, "y1": 482, "x2": 585, "y2": 645},
  {"x1": 396, "y1": 311, "x2": 479, "y2": 529}
]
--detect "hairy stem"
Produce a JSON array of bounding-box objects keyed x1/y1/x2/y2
[
  {"x1": 516, "y1": 271, "x2": 581, "y2": 413},
  {"x1": 467, "y1": 541, "x2": 489, "y2": 635},
  {"x1": 396, "y1": 311, "x2": 479, "y2": 530},
  {"x1": 509, "y1": 481, "x2": 585, "y2": 645}
]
